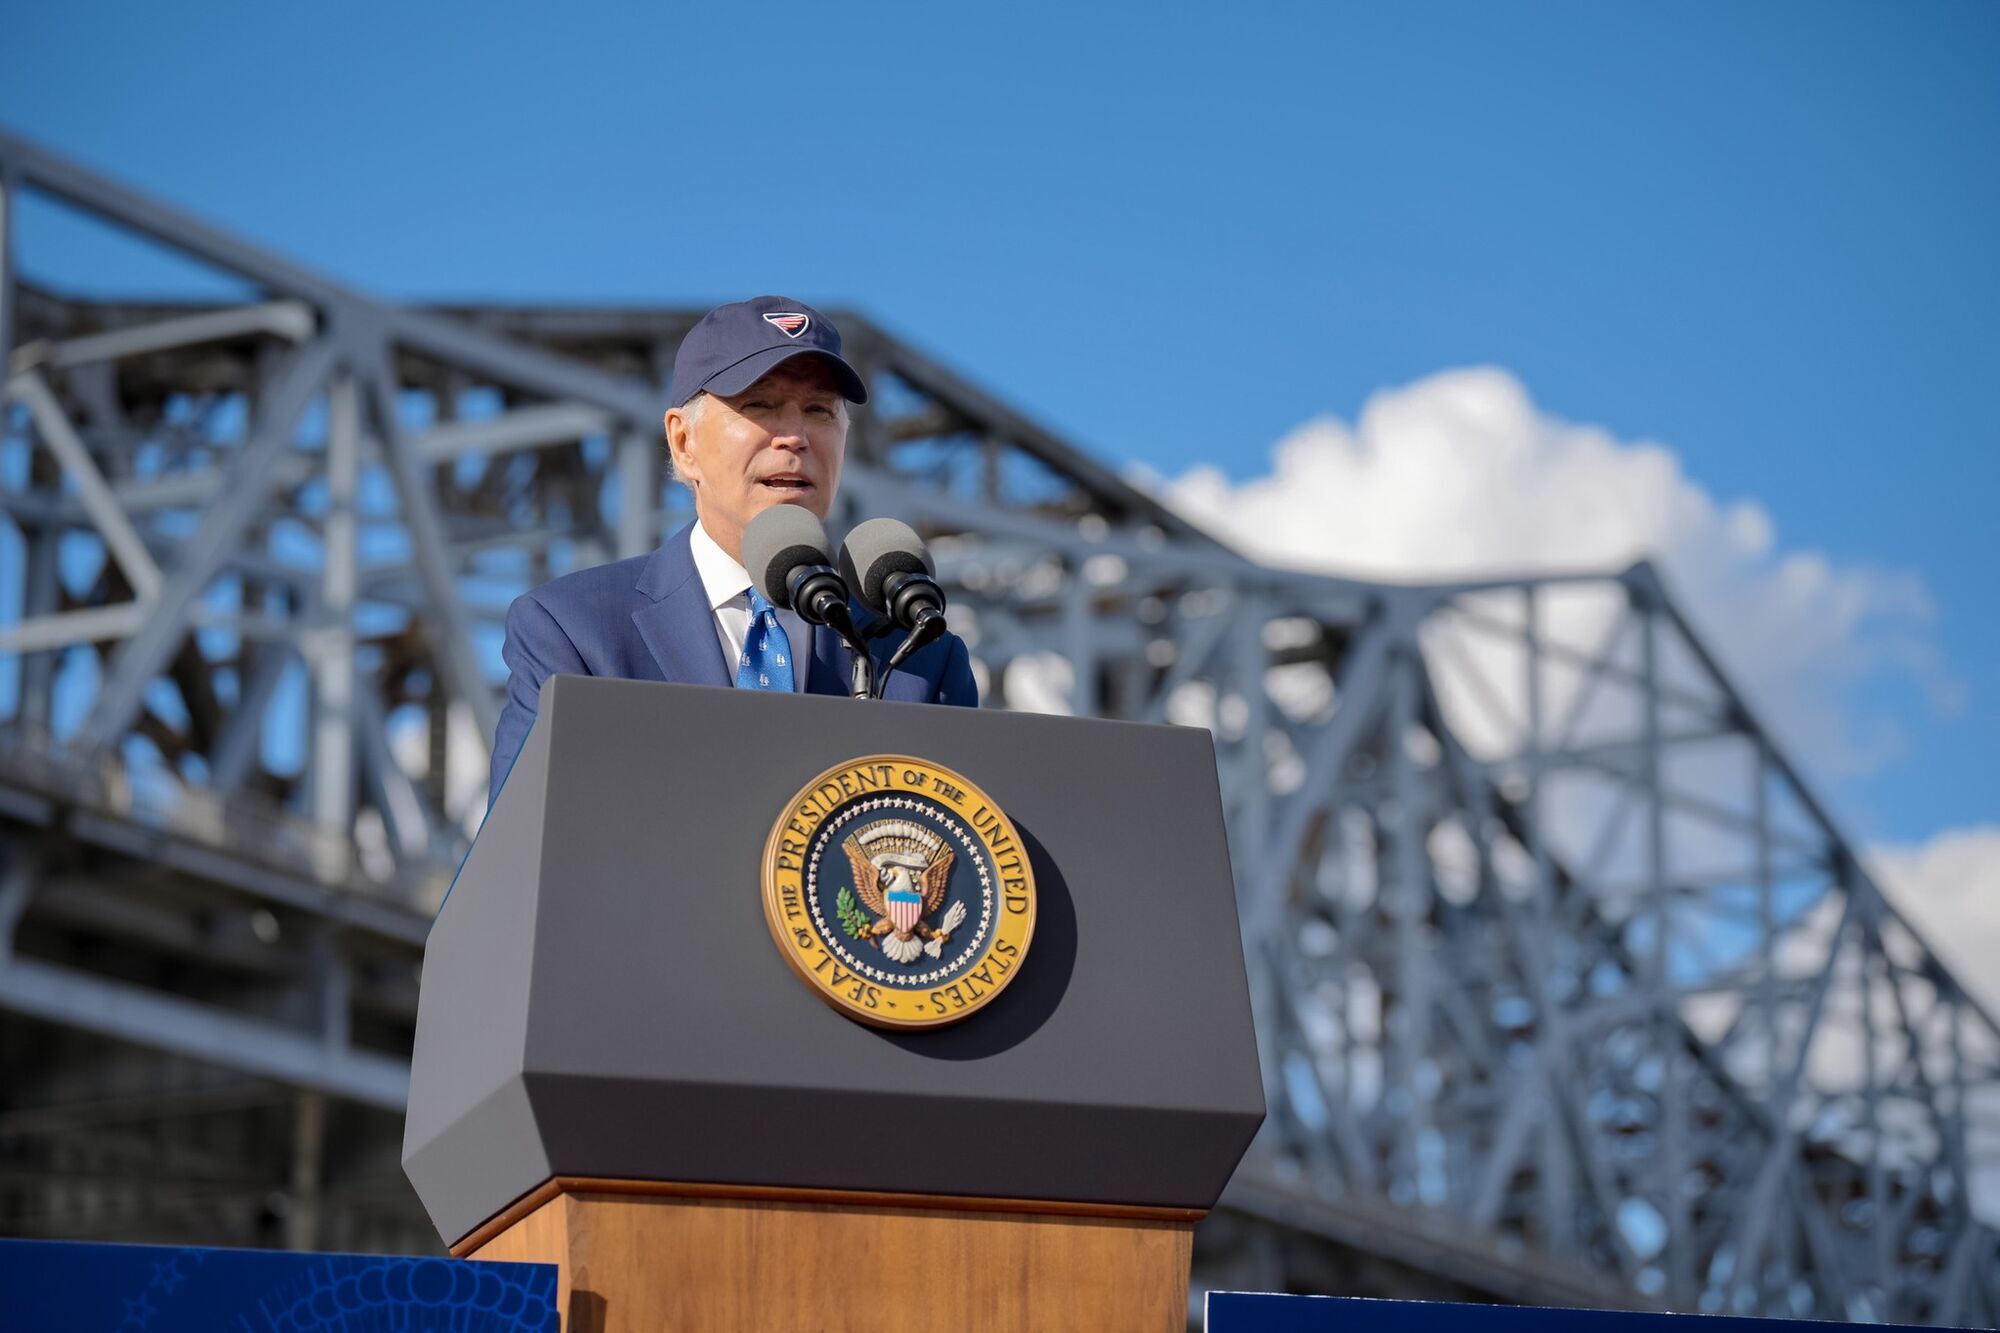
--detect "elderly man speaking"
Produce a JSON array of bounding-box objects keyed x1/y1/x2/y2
[{"x1": 487, "y1": 296, "x2": 977, "y2": 802}]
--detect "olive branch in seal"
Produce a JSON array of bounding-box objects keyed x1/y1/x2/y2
[{"x1": 835, "y1": 887, "x2": 873, "y2": 941}]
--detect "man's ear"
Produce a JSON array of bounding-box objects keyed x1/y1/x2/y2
[{"x1": 663, "y1": 408, "x2": 699, "y2": 484}]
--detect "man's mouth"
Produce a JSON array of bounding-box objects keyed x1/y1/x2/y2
[{"x1": 758, "y1": 476, "x2": 813, "y2": 493}]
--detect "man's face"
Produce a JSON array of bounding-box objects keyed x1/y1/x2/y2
[{"x1": 664, "y1": 356, "x2": 848, "y2": 561}]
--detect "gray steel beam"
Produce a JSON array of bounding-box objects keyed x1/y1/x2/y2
[
  {"x1": 0, "y1": 954, "x2": 407, "y2": 1110},
  {"x1": 353, "y1": 680, "x2": 437, "y2": 870},
  {"x1": 25, "y1": 300, "x2": 314, "y2": 370},
  {"x1": 0, "y1": 128, "x2": 354, "y2": 310},
  {"x1": 77, "y1": 336, "x2": 335, "y2": 751},
  {"x1": 1225, "y1": 1169, "x2": 1653, "y2": 1312},
  {"x1": 208, "y1": 646, "x2": 291, "y2": 794},
  {"x1": 308, "y1": 371, "x2": 360, "y2": 881},
  {"x1": 6, "y1": 370, "x2": 161, "y2": 597},
  {"x1": 416, "y1": 401, "x2": 612, "y2": 463},
  {"x1": 0, "y1": 603, "x2": 149, "y2": 655},
  {"x1": 846, "y1": 317, "x2": 1217, "y2": 545},
  {"x1": 361, "y1": 352, "x2": 499, "y2": 744},
  {"x1": 617, "y1": 429, "x2": 658, "y2": 559},
  {"x1": 14, "y1": 514, "x2": 61, "y2": 734},
  {"x1": 59, "y1": 810, "x2": 431, "y2": 949}
]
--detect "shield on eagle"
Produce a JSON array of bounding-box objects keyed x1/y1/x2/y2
[{"x1": 887, "y1": 885, "x2": 923, "y2": 935}]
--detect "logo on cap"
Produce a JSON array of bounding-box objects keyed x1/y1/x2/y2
[{"x1": 763, "y1": 312, "x2": 811, "y2": 338}]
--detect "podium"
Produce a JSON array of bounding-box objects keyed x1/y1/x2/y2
[{"x1": 403, "y1": 677, "x2": 1264, "y2": 1332}]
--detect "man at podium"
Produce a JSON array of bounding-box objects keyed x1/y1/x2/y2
[{"x1": 487, "y1": 296, "x2": 978, "y2": 801}]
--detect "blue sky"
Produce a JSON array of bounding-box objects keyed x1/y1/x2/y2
[{"x1": 1, "y1": 0, "x2": 1993, "y2": 847}]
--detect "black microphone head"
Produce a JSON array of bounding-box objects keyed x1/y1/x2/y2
[
  {"x1": 838, "y1": 518, "x2": 936, "y2": 613},
  {"x1": 742, "y1": 505, "x2": 834, "y2": 610}
]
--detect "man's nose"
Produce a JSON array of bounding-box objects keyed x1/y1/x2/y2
[{"x1": 768, "y1": 412, "x2": 810, "y2": 450}]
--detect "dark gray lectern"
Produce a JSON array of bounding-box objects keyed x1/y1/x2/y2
[{"x1": 404, "y1": 676, "x2": 1264, "y2": 1332}]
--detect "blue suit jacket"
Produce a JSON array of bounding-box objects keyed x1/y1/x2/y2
[{"x1": 489, "y1": 522, "x2": 978, "y2": 801}]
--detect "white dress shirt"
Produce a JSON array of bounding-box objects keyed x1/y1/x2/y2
[{"x1": 688, "y1": 519, "x2": 760, "y2": 675}]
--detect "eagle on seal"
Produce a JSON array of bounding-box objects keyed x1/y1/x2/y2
[{"x1": 842, "y1": 820, "x2": 968, "y2": 964}]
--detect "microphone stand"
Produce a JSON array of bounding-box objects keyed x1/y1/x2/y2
[
  {"x1": 818, "y1": 601, "x2": 875, "y2": 700},
  {"x1": 845, "y1": 626, "x2": 877, "y2": 700},
  {"x1": 785, "y1": 562, "x2": 876, "y2": 700}
]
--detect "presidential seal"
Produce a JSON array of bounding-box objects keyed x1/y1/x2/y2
[{"x1": 761, "y1": 755, "x2": 1036, "y2": 1029}]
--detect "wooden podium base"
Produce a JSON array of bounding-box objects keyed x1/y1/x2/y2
[{"x1": 457, "y1": 1178, "x2": 1200, "y2": 1332}]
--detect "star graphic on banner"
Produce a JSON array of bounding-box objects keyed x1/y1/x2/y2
[
  {"x1": 151, "y1": 1257, "x2": 184, "y2": 1292},
  {"x1": 120, "y1": 1292, "x2": 156, "y2": 1330}
]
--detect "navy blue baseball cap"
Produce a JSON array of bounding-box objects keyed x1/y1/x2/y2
[{"x1": 667, "y1": 295, "x2": 869, "y2": 409}]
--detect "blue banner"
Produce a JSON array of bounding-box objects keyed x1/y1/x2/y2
[
  {"x1": 0, "y1": 1238, "x2": 558, "y2": 1332},
  {"x1": 1205, "y1": 1294, "x2": 1962, "y2": 1332}
]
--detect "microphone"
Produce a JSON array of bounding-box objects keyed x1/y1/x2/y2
[
  {"x1": 838, "y1": 518, "x2": 947, "y2": 633},
  {"x1": 838, "y1": 519, "x2": 949, "y2": 696},
  {"x1": 743, "y1": 505, "x2": 853, "y2": 632},
  {"x1": 742, "y1": 506, "x2": 874, "y2": 697}
]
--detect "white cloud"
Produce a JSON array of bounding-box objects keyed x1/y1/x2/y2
[
  {"x1": 1151, "y1": 366, "x2": 1959, "y2": 780},
  {"x1": 1151, "y1": 364, "x2": 1995, "y2": 977},
  {"x1": 1869, "y1": 826, "x2": 2000, "y2": 1010}
]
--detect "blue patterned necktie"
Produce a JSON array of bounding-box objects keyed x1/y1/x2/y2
[{"x1": 736, "y1": 590, "x2": 795, "y2": 692}]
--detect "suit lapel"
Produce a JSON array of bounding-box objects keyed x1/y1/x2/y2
[{"x1": 632, "y1": 524, "x2": 731, "y2": 688}]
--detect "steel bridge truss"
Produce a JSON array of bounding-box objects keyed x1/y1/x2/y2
[{"x1": 0, "y1": 129, "x2": 1995, "y2": 1325}]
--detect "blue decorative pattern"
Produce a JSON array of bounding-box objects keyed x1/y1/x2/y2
[
  {"x1": 735, "y1": 590, "x2": 794, "y2": 692},
  {"x1": 0, "y1": 1238, "x2": 557, "y2": 1332}
]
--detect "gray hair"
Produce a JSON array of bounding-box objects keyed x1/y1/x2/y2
[{"x1": 665, "y1": 391, "x2": 707, "y2": 483}]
